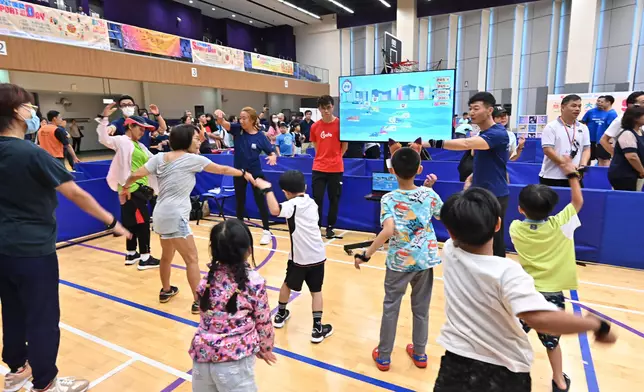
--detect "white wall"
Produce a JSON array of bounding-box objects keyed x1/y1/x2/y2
[
  {"x1": 295, "y1": 14, "x2": 340, "y2": 96},
  {"x1": 9, "y1": 71, "x2": 143, "y2": 103},
  {"x1": 144, "y1": 83, "x2": 218, "y2": 119},
  {"x1": 36, "y1": 92, "x2": 107, "y2": 152}
]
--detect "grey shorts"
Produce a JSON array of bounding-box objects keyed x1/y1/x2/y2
[
  {"x1": 192, "y1": 356, "x2": 257, "y2": 392},
  {"x1": 158, "y1": 217, "x2": 193, "y2": 240}
]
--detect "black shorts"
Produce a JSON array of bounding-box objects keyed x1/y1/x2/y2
[
  {"x1": 521, "y1": 291, "x2": 565, "y2": 350},
  {"x1": 595, "y1": 142, "x2": 611, "y2": 160},
  {"x1": 285, "y1": 260, "x2": 325, "y2": 293},
  {"x1": 433, "y1": 351, "x2": 531, "y2": 392}
]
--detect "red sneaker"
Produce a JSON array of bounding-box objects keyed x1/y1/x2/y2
[
  {"x1": 406, "y1": 344, "x2": 428, "y2": 368},
  {"x1": 372, "y1": 347, "x2": 391, "y2": 371}
]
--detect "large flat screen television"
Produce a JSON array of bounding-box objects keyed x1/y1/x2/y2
[{"x1": 338, "y1": 69, "x2": 455, "y2": 142}]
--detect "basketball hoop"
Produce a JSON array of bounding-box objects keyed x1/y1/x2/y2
[{"x1": 391, "y1": 60, "x2": 419, "y2": 73}]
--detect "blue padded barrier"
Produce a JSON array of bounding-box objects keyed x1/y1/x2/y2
[
  {"x1": 56, "y1": 178, "x2": 121, "y2": 242},
  {"x1": 599, "y1": 191, "x2": 644, "y2": 268}
]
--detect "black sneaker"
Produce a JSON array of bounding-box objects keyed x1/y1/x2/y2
[
  {"x1": 325, "y1": 227, "x2": 336, "y2": 239},
  {"x1": 273, "y1": 310, "x2": 291, "y2": 328},
  {"x1": 138, "y1": 256, "x2": 160, "y2": 271},
  {"x1": 552, "y1": 373, "x2": 571, "y2": 392},
  {"x1": 311, "y1": 323, "x2": 333, "y2": 343},
  {"x1": 159, "y1": 286, "x2": 179, "y2": 303},
  {"x1": 125, "y1": 252, "x2": 140, "y2": 266},
  {"x1": 191, "y1": 301, "x2": 200, "y2": 315}
]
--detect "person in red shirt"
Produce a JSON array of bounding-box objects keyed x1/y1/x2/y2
[{"x1": 310, "y1": 95, "x2": 348, "y2": 238}]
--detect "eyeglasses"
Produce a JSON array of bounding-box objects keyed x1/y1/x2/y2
[{"x1": 23, "y1": 103, "x2": 38, "y2": 110}]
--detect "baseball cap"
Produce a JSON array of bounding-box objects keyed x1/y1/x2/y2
[
  {"x1": 279, "y1": 121, "x2": 288, "y2": 127},
  {"x1": 124, "y1": 116, "x2": 155, "y2": 129},
  {"x1": 492, "y1": 106, "x2": 508, "y2": 117}
]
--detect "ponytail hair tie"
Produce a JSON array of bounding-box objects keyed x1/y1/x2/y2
[
  {"x1": 205, "y1": 283, "x2": 211, "y2": 289},
  {"x1": 235, "y1": 288, "x2": 241, "y2": 294}
]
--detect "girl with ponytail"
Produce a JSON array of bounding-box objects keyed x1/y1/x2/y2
[{"x1": 189, "y1": 219, "x2": 276, "y2": 390}]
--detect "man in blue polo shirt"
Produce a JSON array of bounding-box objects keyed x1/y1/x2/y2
[
  {"x1": 107, "y1": 95, "x2": 167, "y2": 148},
  {"x1": 581, "y1": 95, "x2": 617, "y2": 166},
  {"x1": 425, "y1": 92, "x2": 509, "y2": 257}
]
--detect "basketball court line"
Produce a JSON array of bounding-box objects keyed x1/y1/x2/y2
[
  {"x1": 57, "y1": 278, "x2": 415, "y2": 392},
  {"x1": 89, "y1": 358, "x2": 137, "y2": 388},
  {"x1": 570, "y1": 290, "x2": 599, "y2": 392},
  {"x1": 325, "y1": 230, "x2": 349, "y2": 245},
  {"x1": 570, "y1": 301, "x2": 644, "y2": 339}
]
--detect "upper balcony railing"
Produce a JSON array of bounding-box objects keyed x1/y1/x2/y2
[{"x1": 0, "y1": 0, "x2": 329, "y2": 84}]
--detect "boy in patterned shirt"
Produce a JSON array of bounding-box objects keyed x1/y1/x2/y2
[{"x1": 354, "y1": 147, "x2": 443, "y2": 371}]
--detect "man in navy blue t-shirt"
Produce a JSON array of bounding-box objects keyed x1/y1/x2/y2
[
  {"x1": 425, "y1": 92, "x2": 509, "y2": 257},
  {"x1": 107, "y1": 95, "x2": 167, "y2": 148}
]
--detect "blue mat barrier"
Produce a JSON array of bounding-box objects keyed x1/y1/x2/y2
[
  {"x1": 66, "y1": 154, "x2": 644, "y2": 268},
  {"x1": 56, "y1": 178, "x2": 121, "y2": 242}
]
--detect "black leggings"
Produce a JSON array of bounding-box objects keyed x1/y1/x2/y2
[
  {"x1": 609, "y1": 177, "x2": 638, "y2": 191},
  {"x1": 121, "y1": 191, "x2": 151, "y2": 254},
  {"x1": 494, "y1": 196, "x2": 509, "y2": 258},
  {"x1": 233, "y1": 175, "x2": 270, "y2": 230},
  {"x1": 72, "y1": 137, "x2": 81, "y2": 153},
  {"x1": 312, "y1": 171, "x2": 343, "y2": 228}
]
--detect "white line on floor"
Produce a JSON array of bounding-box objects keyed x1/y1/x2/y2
[
  {"x1": 578, "y1": 280, "x2": 644, "y2": 294},
  {"x1": 566, "y1": 299, "x2": 644, "y2": 316},
  {"x1": 60, "y1": 322, "x2": 192, "y2": 383},
  {"x1": 325, "y1": 230, "x2": 348, "y2": 246},
  {"x1": 0, "y1": 365, "x2": 33, "y2": 390},
  {"x1": 89, "y1": 358, "x2": 137, "y2": 388}
]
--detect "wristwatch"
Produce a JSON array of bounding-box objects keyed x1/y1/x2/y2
[
  {"x1": 261, "y1": 187, "x2": 273, "y2": 195},
  {"x1": 240, "y1": 169, "x2": 246, "y2": 176},
  {"x1": 595, "y1": 320, "x2": 611, "y2": 339},
  {"x1": 355, "y1": 251, "x2": 371, "y2": 263},
  {"x1": 106, "y1": 217, "x2": 117, "y2": 230}
]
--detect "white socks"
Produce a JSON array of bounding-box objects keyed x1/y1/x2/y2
[
  {"x1": 141, "y1": 253, "x2": 150, "y2": 261},
  {"x1": 126, "y1": 251, "x2": 136, "y2": 256}
]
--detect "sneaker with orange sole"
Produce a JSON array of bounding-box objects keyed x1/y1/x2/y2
[
  {"x1": 406, "y1": 344, "x2": 428, "y2": 368},
  {"x1": 372, "y1": 348, "x2": 391, "y2": 371}
]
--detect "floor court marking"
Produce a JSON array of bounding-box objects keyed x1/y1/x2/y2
[
  {"x1": 570, "y1": 300, "x2": 644, "y2": 339},
  {"x1": 325, "y1": 230, "x2": 349, "y2": 246},
  {"x1": 89, "y1": 358, "x2": 137, "y2": 388},
  {"x1": 58, "y1": 279, "x2": 415, "y2": 392},
  {"x1": 570, "y1": 290, "x2": 600, "y2": 392}
]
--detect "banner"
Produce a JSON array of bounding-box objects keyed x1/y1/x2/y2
[
  {"x1": 190, "y1": 40, "x2": 244, "y2": 71},
  {"x1": 546, "y1": 92, "x2": 631, "y2": 122},
  {"x1": 0, "y1": 0, "x2": 109, "y2": 50},
  {"x1": 517, "y1": 115, "x2": 548, "y2": 138},
  {"x1": 120, "y1": 24, "x2": 182, "y2": 58},
  {"x1": 250, "y1": 53, "x2": 294, "y2": 75}
]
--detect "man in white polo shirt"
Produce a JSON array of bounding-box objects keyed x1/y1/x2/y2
[{"x1": 539, "y1": 94, "x2": 591, "y2": 187}]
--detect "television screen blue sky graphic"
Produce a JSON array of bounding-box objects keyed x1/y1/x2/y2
[{"x1": 338, "y1": 69, "x2": 455, "y2": 143}]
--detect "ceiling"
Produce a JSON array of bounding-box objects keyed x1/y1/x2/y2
[
  {"x1": 282, "y1": 0, "x2": 392, "y2": 16},
  {"x1": 171, "y1": 0, "x2": 326, "y2": 28}
]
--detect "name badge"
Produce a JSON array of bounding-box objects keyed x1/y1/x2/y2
[{"x1": 251, "y1": 143, "x2": 257, "y2": 150}]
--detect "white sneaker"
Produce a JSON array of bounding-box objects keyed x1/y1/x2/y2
[
  {"x1": 260, "y1": 230, "x2": 272, "y2": 245},
  {"x1": 31, "y1": 377, "x2": 89, "y2": 392}
]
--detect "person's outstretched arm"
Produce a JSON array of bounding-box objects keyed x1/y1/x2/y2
[
  {"x1": 354, "y1": 217, "x2": 394, "y2": 269},
  {"x1": 519, "y1": 311, "x2": 615, "y2": 342},
  {"x1": 424, "y1": 136, "x2": 490, "y2": 151},
  {"x1": 254, "y1": 178, "x2": 280, "y2": 216}
]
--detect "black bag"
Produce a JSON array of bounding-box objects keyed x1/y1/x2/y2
[
  {"x1": 189, "y1": 196, "x2": 203, "y2": 221},
  {"x1": 457, "y1": 150, "x2": 474, "y2": 182},
  {"x1": 133, "y1": 185, "x2": 155, "y2": 201}
]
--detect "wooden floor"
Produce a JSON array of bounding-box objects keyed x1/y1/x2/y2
[{"x1": 1, "y1": 217, "x2": 643, "y2": 392}]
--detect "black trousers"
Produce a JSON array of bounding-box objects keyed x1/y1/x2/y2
[
  {"x1": 234, "y1": 175, "x2": 270, "y2": 230},
  {"x1": 494, "y1": 196, "x2": 509, "y2": 258},
  {"x1": 609, "y1": 176, "x2": 638, "y2": 191},
  {"x1": 312, "y1": 171, "x2": 343, "y2": 228},
  {"x1": 0, "y1": 253, "x2": 60, "y2": 389},
  {"x1": 539, "y1": 176, "x2": 584, "y2": 188},
  {"x1": 72, "y1": 137, "x2": 81, "y2": 153},
  {"x1": 121, "y1": 191, "x2": 151, "y2": 254}
]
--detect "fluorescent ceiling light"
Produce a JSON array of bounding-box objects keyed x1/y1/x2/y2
[
  {"x1": 249, "y1": 20, "x2": 253, "y2": 23},
  {"x1": 188, "y1": 0, "x2": 193, "y2": 3},
  {"x1": 379, "y1": 0, "x2": 391, "y2": 7},
  {"x1": 232, "y1": 14, "x2": 236, "y2": 17},
  {"x1": 328, "y1": 0, "x2": 354, "y2": 13},
  {"x1": 211, "y1": 7, "x2": 215, "y2": 10},
  {"x1": 277, "y1": 0, "x2": 321, "y2": 19}
]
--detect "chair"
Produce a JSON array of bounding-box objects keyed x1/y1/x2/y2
[{"x1": 198, "y1": 176, "x2": 236, "y2": 225}]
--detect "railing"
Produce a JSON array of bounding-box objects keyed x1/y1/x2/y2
[{"x1": 0, "y1": 0, "x2": 329, "y2": 83}]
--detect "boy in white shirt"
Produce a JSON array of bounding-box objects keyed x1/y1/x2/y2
[
  {"x1": 435, "y1": 187, "x2": 616, "y2": 392},
  {"x1": 254, "y1": 171, "x2": 333, "y2": 343}
]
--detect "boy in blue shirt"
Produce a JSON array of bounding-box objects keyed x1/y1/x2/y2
[
  {"x1": 354, "y1": 147, "x2": 443, "y2": 371},
  {"x1": 275, "y1": 121, "x2": 294, "y2": 157}
]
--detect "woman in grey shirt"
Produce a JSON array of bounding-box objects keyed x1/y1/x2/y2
[{"x1": 122, "y1": 124, "x2": 254, "y2": 314}]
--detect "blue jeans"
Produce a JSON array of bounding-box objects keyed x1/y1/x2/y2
[
  {"x1": 192, "y1": 356, "x2": 257, "y2": 392},
  {"x1": 0, "y1": 252, "x2": 60, "y2": 389}
]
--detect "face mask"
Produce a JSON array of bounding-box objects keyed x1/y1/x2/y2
[
  {"x1": 23, "y1": 108, "x2": 40, "y2": 134},
  {"x1": 122, "y1": 106, "x2": 136, "y2": 117},
  {"x1": 272, "y1": 118, "x2": 278, "y2": 123}
]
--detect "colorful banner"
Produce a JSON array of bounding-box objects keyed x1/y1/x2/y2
[
  {"x1": 120, "y1": 24, "x2": 182, "y2": 58},
  {"x1": 190, "y1": 40, "x2": 244, "y2": 71},
  {"x1": 250, "y1": 53, "x2": 294, "y2": 75},
  {"x1": 0, "y1": 0, "x2": 109, "y2": 50},
  {"x1": 546, "y1": 92, "x2": 631, "y2": 122}
]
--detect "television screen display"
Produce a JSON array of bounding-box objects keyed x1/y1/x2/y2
[{"x1": 338, "y1": 69, "x2": 455, "y2": 142}]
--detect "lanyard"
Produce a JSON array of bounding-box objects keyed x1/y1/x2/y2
[{"x1": 559, "y1": 117, "x2": 576, "y2": 149}]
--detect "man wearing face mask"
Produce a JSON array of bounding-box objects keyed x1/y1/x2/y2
[{"x1": 107, "y1": 95, "x2": 167, "y2": 148}]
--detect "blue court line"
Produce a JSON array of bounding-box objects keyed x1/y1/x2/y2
[
  {"x1": 570, "y1": 290, "x2": 600, "y2": 392},
  {"x1": 58, "y1": 279, "x2": 415, "y2": 392}
]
